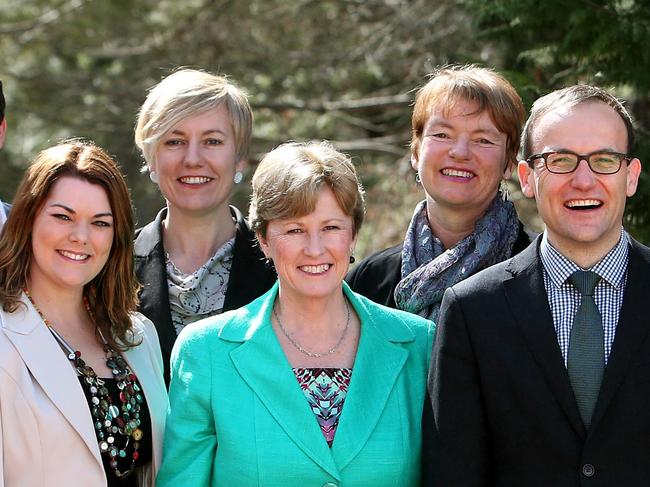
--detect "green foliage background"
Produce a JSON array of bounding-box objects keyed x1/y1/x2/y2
[{"x1": 1, "y1": 0, "x2": 648, "y2": 257}]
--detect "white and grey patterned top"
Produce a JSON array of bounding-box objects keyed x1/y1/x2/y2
[
  {"x1": 539, "y1": 229, "x2": 629, "y2": 366},
  {"x1": 166, "y1": 237, "x2": 235, "y2": 334}
]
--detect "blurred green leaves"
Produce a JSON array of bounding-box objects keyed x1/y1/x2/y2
[{"x1": 1, "y1": 0, "x2": 649, "y2": 252}]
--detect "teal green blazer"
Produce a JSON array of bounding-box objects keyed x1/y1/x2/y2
[{"x1": 156, "y1": 282, "x2": 434, "y2": 486}]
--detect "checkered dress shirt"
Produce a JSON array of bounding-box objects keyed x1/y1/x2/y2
[{"x1": 539, "y1": 229, "x2": 629, "y2": 366}]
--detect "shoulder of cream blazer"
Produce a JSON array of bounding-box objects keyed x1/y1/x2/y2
[{"x1": 0, "y1": 299, "x2": 168, "y2": 487}]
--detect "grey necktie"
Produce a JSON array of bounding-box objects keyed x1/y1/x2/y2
[{"x1": 567, "y1": 270, "x2": 603, "y2": 429}]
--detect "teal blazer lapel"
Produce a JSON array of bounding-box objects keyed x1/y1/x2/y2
[
  {"x1": 225, "y1": 284, "x2": 341, "y2": 480},
  {"x1": 331, "y1": 284, "x2": 412, "y2": 469},
  {"x1": 2, "y1": 296, "x2": 103, "y2": 468}
]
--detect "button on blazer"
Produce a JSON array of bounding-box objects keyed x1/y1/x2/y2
[
  {"x1": 428, "y1": 236, "x2": 650, "y2": 486},
  {"x1": 157, "y1": 282, "x2": 434, "y2": 486}
]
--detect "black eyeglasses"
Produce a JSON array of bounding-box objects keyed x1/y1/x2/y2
[{"x1": 526, "y1": 150, "x2": 631, "y2": 175}]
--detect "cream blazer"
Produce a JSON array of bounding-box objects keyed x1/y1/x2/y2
[{"x1": 0, "y1": 294, "x2": 168, "y2": 487}]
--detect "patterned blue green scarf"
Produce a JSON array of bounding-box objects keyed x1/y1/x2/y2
[{"x1": 394, "y1": 195, "x2": 519, "y2": 322}]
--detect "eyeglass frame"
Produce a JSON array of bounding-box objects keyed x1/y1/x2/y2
[{"x1": 525, "y1": 150, "x2": 632, "y2": 175}]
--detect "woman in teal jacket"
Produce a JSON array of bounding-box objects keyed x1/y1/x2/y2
[{"x1": 157, "y1": 142, "x2": 434, "y2": 486}]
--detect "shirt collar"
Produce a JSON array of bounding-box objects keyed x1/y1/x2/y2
[{"x1": 539, "y1": 228, "x2": 630, "y2": 290}]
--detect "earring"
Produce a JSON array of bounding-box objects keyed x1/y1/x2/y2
[
  {"x1": 149, "y1": 171, "x2": 159, "y2": 184},
  {"x1": 234, "y1": 171, "x2": 243, "y2": 184},
  {"x1": 415, "y1": 172, "x2": 421, "y2": 184},
  {"x1": 349, "y1": 255, "x2": 356, "y2": 264},
  {"x1": 499, "y1": 180, "x2": 510, "y2": 201}
]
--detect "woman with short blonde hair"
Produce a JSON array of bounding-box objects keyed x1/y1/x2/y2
[{"x1": 133, "y1": 69, "x2": 275, "y2": 385}]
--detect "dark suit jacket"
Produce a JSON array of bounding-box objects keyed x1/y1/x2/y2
[
  {"x1": 347, "y1": 220, "x2": 533, "y2": 484},
  {"x1": 134, "y1": 206, "x2": 276, "y2": 385},
  {"x1": 428, "y1": 236, "x2": 650, "y2": 486},
  {"x1": 346, "y1": 221, "x2": 532, "y2": 308}
]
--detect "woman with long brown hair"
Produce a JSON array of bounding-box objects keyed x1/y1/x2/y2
[{"x1": 0, "y1": 141, "x2": 167, "y2": 487}]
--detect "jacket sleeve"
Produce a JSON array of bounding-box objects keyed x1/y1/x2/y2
[
  {"x1": 156, "y1": 329, "x2": 217, "y2": 486},
  {"x1": 427, "y1": 287, "x2": 491, "y2": 486}
]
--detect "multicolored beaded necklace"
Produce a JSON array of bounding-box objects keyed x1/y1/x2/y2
[{"x1": 24, "y1": 289, "x2": 144, "y2": 479}]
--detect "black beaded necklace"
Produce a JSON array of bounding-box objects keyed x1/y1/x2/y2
[{"x1": 24, "y1": 289, "x2": 144, "y2": 478}]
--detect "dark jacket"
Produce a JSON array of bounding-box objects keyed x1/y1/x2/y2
[
  {"x1": 347, "y1": 220, "x2": 533, "y2": 483},
  {"x1": 346, "y1": 221, "x2": 533, "y2": 308},
  {"x1": 134, "y1": 206, "x2": 276, "y2": 385},
  {"x1": 428, "y1": 236, "x2": 650, "y2": 486}
]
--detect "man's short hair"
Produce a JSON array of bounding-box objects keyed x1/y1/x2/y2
[
  {"x1": 0, "y1": 80, "x2": 5, "y2": 122},
  {"x1": 521, "y1": 84, "x2": 635, "y2": 159}
]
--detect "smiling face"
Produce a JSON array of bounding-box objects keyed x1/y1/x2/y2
[
  {"x1": 29, "y1": 176, "x2": 114, "y2": 294},
  {"x1": 258, "y1": 186, "x2": 356, "y2": 304},
  {"x1": 412, "y1": 99, "x2": 509, "y2": 219},
  {"x1": 152, "y1": 105, "x2": 241, "y2": 218},
  {"x1": 518, "y1": 101, "x2": 642, "y2": 263}
]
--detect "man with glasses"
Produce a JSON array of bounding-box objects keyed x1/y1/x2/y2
[
  {"x1": 427, "y1": 85, "x2": 647, "y2": 486},
  {"x1": 0, "y1": 81, "x2": 9, "y2": 230}
]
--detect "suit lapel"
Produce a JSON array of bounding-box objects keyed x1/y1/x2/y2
[
  {"x1": 3, "y1": 299, "x2": 103, "y2": 468},
  {"x1": 227, "y1": 286, "x2": 341, "y2": 480},
  {"x1": 503, "y1": 240, "x2": 586, "y2": 437},
  {"x1": 330, "y1": 289, "x2": 409, "y2": 470},
  {"x1": 122, "y1": 318, "x2": 168, "y2": 473},
  {"x1": 590, "y1": 242, "x2": 650, "y2": 431},
  {"x1": 137, "y1": 247, "x2": 176, "y2": 355},
  {"x1": 134, "y1": 209, "x2": 177, "y2": 368}
]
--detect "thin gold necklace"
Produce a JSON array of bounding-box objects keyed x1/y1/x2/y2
[{"x1": 273, "y1": 302, "x2": 351, "y2": 358}]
